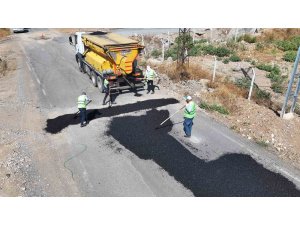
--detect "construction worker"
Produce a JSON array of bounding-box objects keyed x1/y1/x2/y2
[
  {"x1": 102, "y1": 77, "x2": 116, "y2": 105},
  {"x1": 145, "y1": 65, "x2": 158, "y2": 94},
  {"x1": 77, "y1": 92, "x2": 90, "y2": 127},
  {"x1": 183, "y1": 95, "x2": 196, "y2": 138}
]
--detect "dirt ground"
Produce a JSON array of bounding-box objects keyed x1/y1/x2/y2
[{"x1": 0, "y1": 39, "x2": 49, "y2": 196}]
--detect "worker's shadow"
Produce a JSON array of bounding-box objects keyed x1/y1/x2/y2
[
  {"x1": 106, "y1": 109, "x2": 300, "y2": 197},
  {"x1": 44, "y1": 98, "x2": 179, "y2": 134}
]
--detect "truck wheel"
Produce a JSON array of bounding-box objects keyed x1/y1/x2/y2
[
  {"x1": 86, "y1": 66, "x2": 91, "y2": 78},
  {"x1": 97, "y1": 76, "x2": 104, "y2": 92},
  {"x1": 91, "y1": 71, "x2": 98, "y2": 87}
]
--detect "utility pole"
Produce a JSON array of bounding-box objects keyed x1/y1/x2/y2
[{"x1": 281, "y1": 46, "x2": 300, "y2": 117}]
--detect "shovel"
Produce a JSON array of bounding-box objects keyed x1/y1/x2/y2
[{"x1": 155, "y1": 106, "x2": 185, "y2": 129}]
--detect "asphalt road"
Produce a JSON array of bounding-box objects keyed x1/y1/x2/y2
[{"x1": 14, "y1": 28, "x2": 300, "y2": 196}]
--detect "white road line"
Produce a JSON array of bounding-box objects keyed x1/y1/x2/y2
[
  {"x1": 42, "y1": 89, "x2": 46, "y2": 96},
  {"x1": 36, "y1": 78, "x2": 41, "y2": 84}
]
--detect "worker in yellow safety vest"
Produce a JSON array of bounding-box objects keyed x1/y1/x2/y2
[
  {"x1": 183, "y1": 95, "x2": 196, "y2": 138},
  {"x1": 102, "y1": 77, "x2": 116, "y2": 105},
  {"x1": 77, "y1": 92, "x2": 90, "y2": 127},
  {"x1": 145, "y1": 65, "x2": 158, "y2": 94}
]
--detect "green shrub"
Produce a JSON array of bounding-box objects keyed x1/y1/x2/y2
[
  {"x1": 200, "y1": 102, "x2": 229, "y2": 115},
  {"x1": 251, "y1": 60, "x2": 256, "y2": 66},
  {"x1": 201, "y1": 44, "x2": 216, "y2": 55},
  {"x1": 151, "y1": 49, "x2": 161, "y2": 58},
  {"x1": 256, "y1": 63, "x2": 274, "y2": 72},
  {"x1": 194, "y1": 39, "x2": 208, "y2": 44},
  {"x1": 200, "y1": 45, "x2": 231, "y2": 57},
  {"x1": 276, "y1": 36, "x2": 300, "y2": 51},
  {"x1": 271, "y1": 81, "x2": 286, "y2": 93},
  {"x1": 214, "y1": 47, "x2": 231, "y2": 57},
  {"x1": 235, "y1": 77, "x2": 251, "y2": 89},
  {"x1": 276, "y1": 40, "x2": 297, "y2": 51},
  {"x1": 283, "y1": 51, "x2": 297, "y2": 62},
  {"x1": 256, "y1": 140, "x2": 269, "y2": 147},
  {"x1": 255, "y1": 89, "x2": 271, "y2": 99},
  {"x1": 223, "y1": 58, "x2": 230, "y2": 64},
  {"x1": 238, "y1": 34, "x2": 256, "y2": 43},
  {"x1": 229, "y1": 54, "x2": 241, "y2": 62}
]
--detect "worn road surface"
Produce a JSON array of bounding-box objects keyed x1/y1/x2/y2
[{"x1": 7, "y1": 28, "x2": 300, "y2": 196}]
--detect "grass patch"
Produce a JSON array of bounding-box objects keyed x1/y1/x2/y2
[
  {"x1": 200, "y1": 102, "x2": 229, "y2": 115},
  {"x1": 238, "y1": 34, "x2": 257, "y2": 43},
  {"x1": 283, "y1": 51, "x2": 297, "y2": 62},
  {"x1": 256, "y1": 140, "x2": 269, "y2": 148},
  {"x1": 256, "y1": 63, "x2": 286, "y2": 93},
  {"x1": 151, "y1": 49, "x2": 161, "y2": 58},
  {"x1": 229, "y1": 54, "x2": 241, "y2": 62},
  {"x1": 275, "y1": 36, "x2": 300, "y2": 51},
  {"x1": 223, "y1": 58, "x2": 229, "y2": 64}
]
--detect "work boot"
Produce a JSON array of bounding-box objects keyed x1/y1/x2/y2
[
  {"x1": 147, "y1": 91, "x2": 150, "y2": 94},
  {"x1": 80, "y1": 124, "x2": 85, "y2": 128},
  {"x1": 184, "y1": 135, "x2": 191, "y2": 138},
  {"x1": 151, "y1": 91, "x2": 155, "y2": 94}
]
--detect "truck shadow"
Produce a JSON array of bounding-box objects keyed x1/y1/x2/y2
[
  {"x1": 107, "y1": 109, "x2": 300, "y2": 196},
  {"x1": 44, "y1": 98, "x2": 179, "y2": 134}
]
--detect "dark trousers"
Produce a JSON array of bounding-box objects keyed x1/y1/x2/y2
[
  {"x1": 147, "y1": 80, "x2": 154, "y2": 93},
  {"x1": 79, "y1": 108, "x2": 87, "y2": 125},
  {"x1": 183, "y1": 117, "x2": 194, "y2": 136},
  {"x1": 103, "y1": 87, "x2": 115, "y2": 104}
]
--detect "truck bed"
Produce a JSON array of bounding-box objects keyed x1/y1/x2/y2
[{"x1": 83, "y1": 32, "x2": 138, "y2": 47}]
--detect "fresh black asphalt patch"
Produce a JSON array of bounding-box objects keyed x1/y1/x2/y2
[
  {"x1": 44, "y1": 98, "x2": 179, "y2": 134},
  {"x1": 107, "y1": 109, "x2": 300, "y2": 197}
]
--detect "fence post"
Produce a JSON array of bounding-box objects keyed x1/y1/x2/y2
[
  {"x1": 248, "y1": 67, "x2": 256, "y2": 100},
  {"x1": 161, "y1": 40, "x2": 165, "y2": 61},
  {"x1": 167, "y1": 31, "x2": 170, "y2": 48},
  {"x1": 212, "y1": 56, "x2": 217, "y2": 82},
  {"x1": 234, "y1": 28, "x2": 239, "y2": 42}
]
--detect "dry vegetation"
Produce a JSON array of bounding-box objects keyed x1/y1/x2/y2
[
  {"x1": 258, "y1": 28, "x2": 300, "y2": 42},
  {"x1": 0, "y1": 28, "x2": 10, "y2": 39},
  {"x1": 156, "y1": 62, "x2": 210, "y2": 81},
  {"x1": 0, "y1": 58, "x2": 8, "y2": 77}
]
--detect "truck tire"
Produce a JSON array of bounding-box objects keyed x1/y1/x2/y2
[
  {"x1": 86, "y1": 66, "x2": 91, "y2": 78},
  {"x1": 82, "y1": 63, "x2": 89, "y2": 74},
  {"x1": 97, "y1": 76, "x2": 104, "y2": 92},
  {"x1": 91, "y1": 71, "x2": 98, "y2": 87}
]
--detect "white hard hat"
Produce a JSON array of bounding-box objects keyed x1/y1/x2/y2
[
  {"x1": 146, "y1": 65, "x2": 151, "y2": 70},
  {"x1": 185, "y1": 96, "x2": 192, "y2": 100}
]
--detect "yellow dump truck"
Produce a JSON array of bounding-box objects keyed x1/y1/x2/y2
[{"x1": 69, "y1": 31, "x2": 145, "y2": 92}]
